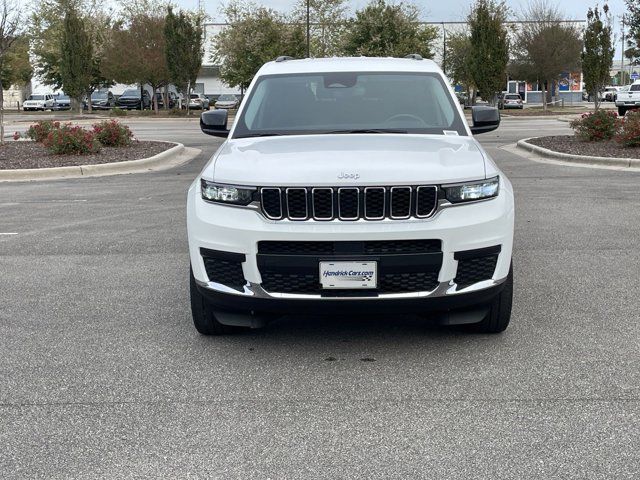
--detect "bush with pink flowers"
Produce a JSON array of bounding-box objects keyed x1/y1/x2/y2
[
  {"x1": 25, "y1": 120, "x2": 61, "y2": 143},
  {"x1": 570, "y1": 110, "x2": 619, "y2": 141},
  {"x1": 43, "y1": 124, "x2": 101, "y2": 155},
  {"x1": 92, "y1": 120, "x2": 133, "y2": 147}
]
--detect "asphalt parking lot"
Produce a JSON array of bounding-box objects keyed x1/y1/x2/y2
[{"x1": 1, "y1": 117, "x2": 639, "y2": 479}]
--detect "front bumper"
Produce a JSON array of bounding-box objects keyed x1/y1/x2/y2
[{"x1": 187, "y1": 178, "x2": 514, "y2": 312}]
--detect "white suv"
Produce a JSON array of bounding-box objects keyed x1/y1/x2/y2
[
  {"x1": 187, "y1": 56, "x2": 514, "y2": 335},
  {"x1": 23, "y1": 93, "x2": 56, "y2": 111}
]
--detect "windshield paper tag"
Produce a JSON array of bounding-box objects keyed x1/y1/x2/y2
[{"x1": 443, "y1": 130, "x2": 459, "y2": 136}]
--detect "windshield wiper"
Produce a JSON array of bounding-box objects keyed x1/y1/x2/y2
[{"x1": 326, "y1": 128, "x2": 408, "y2": 134}]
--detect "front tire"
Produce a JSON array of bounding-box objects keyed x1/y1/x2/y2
[
  {"x1": 190, "y1": 267, "x2": 245, "y2": 335},
  {"x1": 473, "y1": 263, "x2": 513, "y2": 333}
]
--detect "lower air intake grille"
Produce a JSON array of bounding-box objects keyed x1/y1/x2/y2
[
  {"x1": 201, "y1": 250, "x2": 246, "y2": 291},
  {"x1": 454, "y1": 253, "x2": 499, "y2": 289}
]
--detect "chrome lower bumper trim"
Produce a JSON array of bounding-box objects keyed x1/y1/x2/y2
[{"x1": 195, "y1": 277, "x2": 507, "y2": 300}]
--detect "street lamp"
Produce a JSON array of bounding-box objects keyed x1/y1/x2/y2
[{"x1": 306, "y1": 0, "x2": 310, "y2": 58}]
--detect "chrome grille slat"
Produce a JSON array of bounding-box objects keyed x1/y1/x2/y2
[{"x1": 260, "y1": 186, "x2": 437, "y2": 221}]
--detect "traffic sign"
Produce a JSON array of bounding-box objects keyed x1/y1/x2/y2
[{"x1": 631, "y1": 72, "x2": 639, "y2": 81}]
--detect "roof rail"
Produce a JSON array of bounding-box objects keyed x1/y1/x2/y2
[
  {"x1": 404, "y1": 54, "x2": 423, "y2": 60},
  {"x1": 275, "y1": 56, "x2": 294, "y2": 62}
]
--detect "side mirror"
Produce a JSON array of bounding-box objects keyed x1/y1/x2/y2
[
  {"x1": 470, "y1": 106, "x2": 500, "y2": 135},
  {"x1": 201, "y1": 109, "x2": 230, "y2": 138}
]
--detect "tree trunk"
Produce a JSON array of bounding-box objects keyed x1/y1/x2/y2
[
  {"x1": 541, "y1": 81, "x2": 547, "y2": 111},
  {"x1": 87, "y1": 90, "x2": 93, "y2": 113},
  {"x1": 186, "y1": 80, "x2": 191, "y2": 116}
]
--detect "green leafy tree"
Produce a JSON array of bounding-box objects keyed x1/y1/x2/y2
[
  {"x1": 293, "y1": 0, "x2": 347, "y2": 57},
  {"x1": 103, "y1": 6, "x2": 170, "y2": 113},
  {"x1": 582, "y1": 5, "x2": 614, "y2": 110},
  {"x1": 510, "y1": 1, "x2": 582, "y2": 110},
  {"x1": 467, "y1": 0, "x2": 509, "y2": 105},
  {"x1": 165, "y1": 7, "x2": 204, "y2": 112},
  {"x1": 31, "y1": 0, "x2": 112, "y2": 112},
  {"x1": 213, "y1": 1, "x2": 306, "y2": 92},
  {"x1": 0, "y1": 0, "x2": 24, "y2": 143},
  {"x1": 624, "y1": 0, "x2": 640, "y2": 64},
  {"x1": 444, "y1": 31, "x2": 475, "y2": 102},
  {"x1": 59, "y1": 5, "x2": 94, "y2": 112},
  {"x1": 342, "y1": 0, "x2": 437, "y2": 58}
]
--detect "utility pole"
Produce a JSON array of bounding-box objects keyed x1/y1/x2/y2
[
  {"x1": 621, "y1": 15, "x2": 626, "y2": 84},
  {"x1": 306, "y1": 0, "x2": 310, "y2": 58}
]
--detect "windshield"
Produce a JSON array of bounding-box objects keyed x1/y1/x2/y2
[
  {"x1": 92, "y1": 92, "x2": 108, "y2": 99},
  {"x1": 29, "y1": 95, "x2": 45, "y2": 101},
  {"x1": 122, "y1": 89, "x2": 140, "y2": 97},
  {"x1": 190, "y1": 94, "x2": 200, "y2": 99},
  {"x1": 56, "y1": 95, "x2": 70, "y2": 101},
  {"x1": 233, "y1": 72, "x2": 466, "y2": 138},
  {"x1": 218, "y1": 94, "x2": 236, "y2": 101}
]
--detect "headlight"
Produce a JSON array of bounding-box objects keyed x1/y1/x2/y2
[
  {"x1": 201, "y1": 179, "x2": 255, "y2": 205},
  {"x1": 443, "y1": 176, "x2": 499, "y2": 203}
]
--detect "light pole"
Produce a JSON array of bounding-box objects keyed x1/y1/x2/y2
[{"x1": 306, "y1": 0, "x2": 310, "y2": 58}]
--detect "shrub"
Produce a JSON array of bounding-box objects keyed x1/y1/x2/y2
[
  {"x1": 26, "y1": 120, "x2": 61, "y2": 143},
  {"x1": 43, "y1": 124, "x2": 101, "y2": 155},
  {"x1": 110, "y1": 107, "x2": 127, "y2": 117},
  {"x1": 570, "y1": 110, "x2": 619, "y2": 141},
  {"x1": 92, "y1": 119, "x2": 133, "y2": 147},
  {"x1": 615, "y1": 110, "x2": 640, "y2": 147}
]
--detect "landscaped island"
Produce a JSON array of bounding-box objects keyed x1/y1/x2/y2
[{"x1": 0, "y1": 120, "x2": 173, "y2": 170}]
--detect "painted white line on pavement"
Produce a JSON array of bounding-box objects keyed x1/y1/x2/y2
[{"x1": 0, "y1": 232, "x2": 18, "y2": 235}]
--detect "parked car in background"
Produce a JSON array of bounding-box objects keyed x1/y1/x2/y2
[
  {"x1": 187, "y1": 93, "x2": 210, "y2": 110},
  {"x1": 85, "y1": 90, "x2": 115, "y2": 110},
  {"x1": 214, "y1": 94, "x2": 239, "y2": 110},
  {"x1": 53, "y1": 93, "x2": 71, "y2": 111},
  {"x1": 615, "y1": 82, "x2": 640, "y2": 116},
  {"x1": 23, "y1": 93, "x2": 55, "y2": 111},
  {"x1": 602, "y1": 86, "x2": 619, "y2": 102},
  {"x1": 498, "y1": 93, "x2": 523, "y2": 109},
  {"x1": 155, "y1": 91, "x2": 178, "y2": 109},
  {"x1": 116, "y1": 88, "x2": 152, "y2": 110}
]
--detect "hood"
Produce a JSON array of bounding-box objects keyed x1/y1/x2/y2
[{"x1": 206, "y1": 134, "x2": 487, "y2": 186}]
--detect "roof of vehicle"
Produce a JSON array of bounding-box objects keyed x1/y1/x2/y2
[{"x1": 258, "y1": 56, "x2": 442, "y2": 76}]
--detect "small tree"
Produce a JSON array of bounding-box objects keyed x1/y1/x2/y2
[
  {"x1": 293, "y1": 0, "x2": 347, "y2": 57},
  {"x1": 624, "y1": 0, "x2": 640, "y2": 64},
  {"x1": 0, "y1": 0, "x2": 23, "y2": 144},
  {"x1": 165, "y1": 7, "x2": 204, "y2": 113},
  {"x1": 213, "y1": 2, "x2": 305, "y2": 92},
  {"x1": 582, "y1": 4, "x2": 614, "y2": 110},
  {"x1": 59, "y1": 6, "x2": 94, "y2": 112},
  {"x1": 342, "y1": 0, "x2": 438, "y2": 58},
  {"x1": 510, "y1": 1, "x2": 582, "y2": 110},
  {"x1": 467, "y1": 0, "x2": 509, "y2": 105},
  {"x1": 444, "y1": 31, "x2": 475, "y2": 103}
]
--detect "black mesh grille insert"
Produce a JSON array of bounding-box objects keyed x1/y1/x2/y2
[
  {"x1": 202, "y1": 257, "x2": 246, "y2": 291},
  {"x1": 455, "y1": 255, "x2": 498, "y2": 289},
  {"x1": 258, "y1": 240, "x2": 441, "y2": 256},
  {"x1": 286, "y1": 189, "x2": 308, "y2": 219},
  {"x1": 338, "y1": 188, "x2": 359, "y2": 219},
  {"x1": 391, "y1": 188, "x2": 411, "y2": 218},
  {"x1": 416, "y1": 186, "x2": 437, "y2": 217},
  {"x1": 312, "y1": 188, "x2": 333, "y2": 219},
  {"x1": 261, "y1": 188, "x2": 282, "y2": 219},
  {"x1": 260, "y1": 271, "x2": 319, "y2": 294},
  {"x1": 363, "y1": 240, "x2": 441, "y2": 255},
  {"x1": 379, "y1": 271, "x2": 439, "y2": 293},
  {"x1": 364, "y1": 188, "x2": 385, "y2": 219}
]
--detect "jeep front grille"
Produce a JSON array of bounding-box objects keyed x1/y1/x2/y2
[{"x1": 260, "y1": 186, "x2": 438, "y2": 221}]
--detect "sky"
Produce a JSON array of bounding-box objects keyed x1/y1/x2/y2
[{"x1": 177, "y1": 0, "x2": 629, "y2": 56}]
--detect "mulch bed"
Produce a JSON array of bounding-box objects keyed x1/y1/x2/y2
[
  {"x1": 0, "y1": 140, "x2": 173, "y2": 170},
  {"x1": 527, "y1": 135, "x2": 640, "y2": 159}
]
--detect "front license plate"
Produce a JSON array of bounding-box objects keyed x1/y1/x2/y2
[{"x1": 319, "y1": 261, "x2": 377, "y2": 289}]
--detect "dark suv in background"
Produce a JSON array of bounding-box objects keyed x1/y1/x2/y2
[{"x1": 116, "y1": 88, "x2": 152, "y2": 110}]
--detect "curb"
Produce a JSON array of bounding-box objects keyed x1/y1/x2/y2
[
  {"x1": 516, "y1": 137, "x2": 640, "y2": 168},
  {"x1": 0, "y1": 142, "x2": 200, "y2": 182}
]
